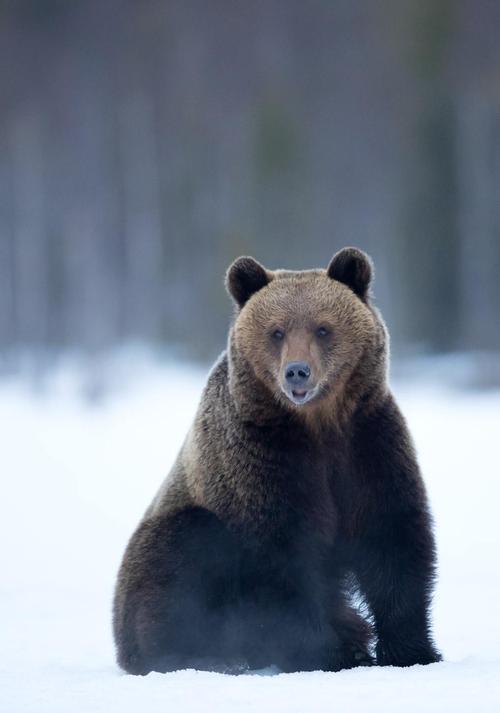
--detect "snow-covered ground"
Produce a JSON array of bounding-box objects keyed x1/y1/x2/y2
[{"x1": 1, "y1": 353, "x2": 500, "y2": 712}]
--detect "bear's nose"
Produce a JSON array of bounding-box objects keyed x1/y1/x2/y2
[{"x1": 284, "y1": 361, "x2": 311, "y2": 386}]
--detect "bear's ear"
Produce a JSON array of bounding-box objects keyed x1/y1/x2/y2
[
  {"x1": 225, "y1": 256, "x2": 272, "y2": 307},
  {"x1": 327, "y1": 247, "x2": 373, "y2": 301}
]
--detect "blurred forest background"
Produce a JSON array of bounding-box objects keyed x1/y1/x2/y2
[{"x1": 1, "y1": 0, "x2": 499, "y2": 368}]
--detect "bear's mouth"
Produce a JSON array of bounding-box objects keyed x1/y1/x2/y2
[{"x1": 283, "y1": 386, "x2": 319, "y2": 406}]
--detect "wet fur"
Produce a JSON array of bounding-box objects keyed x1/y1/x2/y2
[{"x1": 113, "y1": 249, "x2": 441, "y2": 674}]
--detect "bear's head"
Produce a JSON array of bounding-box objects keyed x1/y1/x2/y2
[{"x1": 226, "y1": 247, "x2": 387, "y2": 421}]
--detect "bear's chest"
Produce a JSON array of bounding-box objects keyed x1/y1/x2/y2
[
  {"x1": 278, "y1": 436, "x2": 363, "y2": 547},
  {"x1": 221, "y1": 437, "x2": 340, "y2": 544},
  {"x1": 327, "y1": 448, "x2": 367, "y2": 544}
]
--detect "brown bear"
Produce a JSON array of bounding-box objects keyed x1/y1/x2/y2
[{"x1": 113, "y1": 247, "x2": 441, "y2": 675}]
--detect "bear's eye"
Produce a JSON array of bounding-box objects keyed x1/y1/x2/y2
[
  {"x1": 316, "y1": 326, "x2": 329, "y2": 338},
  {"x1": 271, "y1": 329, "x2": 285, "y2": 341}
]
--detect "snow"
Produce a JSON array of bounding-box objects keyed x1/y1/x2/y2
[{"x1": 1, "y1": 354, "x2": 500, "y2": 712}]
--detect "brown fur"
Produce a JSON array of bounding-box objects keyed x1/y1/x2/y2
[
  {"x1": 230, "y1": 266, "x2": 386, "y2": 433},
  {"x1": 113, "y1": 247, "x2": 441, "y2": 675}
]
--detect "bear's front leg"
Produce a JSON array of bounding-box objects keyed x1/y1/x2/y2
[
  {"x1": 355, "y1": 523, "x2": 442, "y2": 667},
  {"x1": 235, "y1": 539, "x2": 337, "y2": 673},
  {"x1": 352, "y1": 394, "x2": 442, "y2": 667}
]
